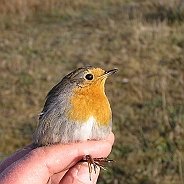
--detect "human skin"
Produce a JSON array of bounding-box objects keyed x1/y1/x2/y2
[{"x1": 0, "y1": 132, "x2": 114, "y2": 184}]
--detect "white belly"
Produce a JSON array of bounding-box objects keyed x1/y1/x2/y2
[{"x1": 73, "y1": 116, "x2": 95, "y2": 141}]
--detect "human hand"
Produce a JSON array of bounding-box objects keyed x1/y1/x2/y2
[{"x1": 0, "y1": 132, "x2": 114, "y2": 184}]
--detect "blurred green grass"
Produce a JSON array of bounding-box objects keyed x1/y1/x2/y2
[{"x1": 0, "y1": 0, "x2": 184, "y2": 183}]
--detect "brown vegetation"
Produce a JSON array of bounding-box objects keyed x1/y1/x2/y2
[{"x1": 0, "y1": 0, "x2": 184, "y2": 183}]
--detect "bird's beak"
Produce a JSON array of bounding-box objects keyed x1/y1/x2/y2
[{"x1": 102, "y1": 69, "x2": 118, "y2": 78}]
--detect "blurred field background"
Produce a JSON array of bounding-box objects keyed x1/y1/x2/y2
[{"x1": 0, "y1": 0, "x2": 184, "y2": 183}]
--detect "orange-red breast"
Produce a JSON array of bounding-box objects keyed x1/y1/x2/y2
[{"x1": 33, "y1": 66, "x2": 117, "y2": 177}]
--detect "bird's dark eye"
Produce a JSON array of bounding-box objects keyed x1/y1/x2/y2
[{"x1": 85, "y1": 74, "x2": 93, "y2": 80}]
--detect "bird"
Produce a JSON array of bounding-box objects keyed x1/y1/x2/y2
[{"x1": 33, "y1": 66, "x2": 117, "y2": 179}]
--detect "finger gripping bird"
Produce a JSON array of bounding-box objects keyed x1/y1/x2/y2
[{"x1": 33, "y1": 66, "x2": 117, "y2": 179}]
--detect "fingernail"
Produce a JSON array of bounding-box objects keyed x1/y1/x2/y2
[{"x1": 77, "y1": 163, "x2": 99, "y2": 184}]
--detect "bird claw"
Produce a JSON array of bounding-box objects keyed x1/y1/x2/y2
[{"x1": 81, "y1": 155, "x2": 114, "y2": 180}]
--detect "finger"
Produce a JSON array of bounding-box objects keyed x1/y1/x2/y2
[
  {"x1": 0, "y1": 143, "x2": 35, "y2": 173},
  {"x1": 48, "y1": 132, "x2": 114, "y2": 183},
  {"x1": 48, "y1": 170, "x2": 68, "y2": 184},
  {"x1": 59, "y1": 162, "x2": 100, "y2": 184},
  {"x1": 0, "y1": 132, "x2": 114, "y2": 184}
]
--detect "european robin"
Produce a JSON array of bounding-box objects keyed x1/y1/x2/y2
[{"x1": 33, "y1": 66, "x2": 117, "y2": 179}]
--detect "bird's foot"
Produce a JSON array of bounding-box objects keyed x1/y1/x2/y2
[{"x1": 81, "y1": 154, "x2": 113, "y2": 180}]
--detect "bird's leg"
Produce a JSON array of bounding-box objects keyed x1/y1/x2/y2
[{"x1": 81, "y1": 155, "x2": 113, "y2": 180}]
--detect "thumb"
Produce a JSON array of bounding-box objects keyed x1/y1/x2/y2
[{"x1": 60, "y1": 162, "x2": 100, "y2": 184}]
